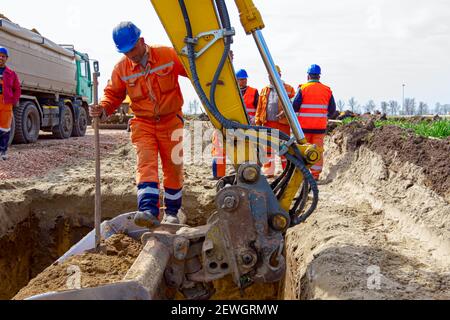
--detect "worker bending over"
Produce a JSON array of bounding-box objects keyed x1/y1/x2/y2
[
  {"x1": 293, "y1": 64, "x2": 336, "y2": 181},
  {"x1": 0, "y1": 47, "x2": 21, "y2": 161},
  {"x1": 255, "y1": 65, "x2": 295, "y2": 178},
  {"x1": 90, "y1": 22, "x2": 187, "y2": 226}
]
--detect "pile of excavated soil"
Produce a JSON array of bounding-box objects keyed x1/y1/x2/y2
[
  {"x1": 284, "y1": 122, "x2": 450, "y2": 300},
  {"x1": 13, "y1": 234, "x2": 142, "y2": 300},
  {"x1": 334, "y1": 121, "x2": 450, "y2": 200}
]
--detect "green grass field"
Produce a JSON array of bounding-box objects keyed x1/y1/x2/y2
[{"x1": 340, "y1": 118, "x2": 450, "y2": 139}]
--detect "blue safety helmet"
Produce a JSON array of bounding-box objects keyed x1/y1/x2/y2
[
  {"x1": 307, "y1": 64, "x2": 321, "y2": 75},
  {"x1": 0, "y1": 47, "x2": 9, "y2": 57},
  {"x1": 113, "y1": 22, "x2": 142, "y2": 54},
  {"x1": 235, "y1": 69, "x2": 249, "y2": 79}
]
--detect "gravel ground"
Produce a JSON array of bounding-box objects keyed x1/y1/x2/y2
[{"x1": 0, "y1": 128, "x2": 129, "y2": 181}]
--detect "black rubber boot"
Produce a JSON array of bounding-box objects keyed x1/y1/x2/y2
[{"x1": 134, "y1": 211, "x2": 160, "y2": 228}]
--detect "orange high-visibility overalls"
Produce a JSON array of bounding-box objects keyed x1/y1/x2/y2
[
  {"x1": 211, "y1": 86, "x2": 259, "y2": 179},
  {"x1": 101, "y1": 45, "x2": 187, "y2": 216},
  {"x1": 295, "y1": 80, "x2": 333, "y2": 180}
]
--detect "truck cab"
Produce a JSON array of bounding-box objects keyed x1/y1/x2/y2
[{"x1": 75, "y1": 51, "x2": 93, "y2": 104}]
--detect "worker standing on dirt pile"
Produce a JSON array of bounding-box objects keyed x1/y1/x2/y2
[
  {"x1": 211, "y1": 69, "x2": 259, "y2": 180},
  {"x1": 89, "y1": 22, "x2": 187, "y2": 227},
  {"x1": 293, "y1": 64, "x2": 336, "y2": 181},
  {"x1": 255, "y1": 65, "x2": 296, "y2": 178},
  {"x1": 0, "y1": 47, "x2": 21, "y2": 161}
]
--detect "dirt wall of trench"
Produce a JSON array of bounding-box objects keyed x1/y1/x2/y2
[{"x1": 283, "y1": 124, "x2": 450, "y2": 300}]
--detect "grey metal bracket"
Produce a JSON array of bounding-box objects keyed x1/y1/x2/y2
[{"x1": 182, "y1": 28, "x2": 235, "y2": 59}]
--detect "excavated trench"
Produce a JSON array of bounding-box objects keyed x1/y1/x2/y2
[
  {"x1": 2, "y1": 122, "x2": 449, "y2": 300},
  {"x1": 0, "y1": 191, "x2": 137, "y2": 300}
]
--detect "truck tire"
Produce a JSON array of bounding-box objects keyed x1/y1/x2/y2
[
  {"x1": 72, "y1": 107, "x2": 88, "y2": 137},
  {"x1": 13, "y1": 101, "x2": 41, "y2": 144},
  {"x1": 52, "y1": 105, "x2": 74, "y2": 139},
  {"x1": 8, "y1": 113, "x2": 15, "y2": 146}
]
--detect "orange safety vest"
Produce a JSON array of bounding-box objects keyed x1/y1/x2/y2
[
  {"x1": 243, "y1": 86, "x2": 258, "y2": 117},
  {"x1": 296, "y1": 81, "x2": 332, "y2": 131},
  {"x1": 255, "y1": 83, "x2": 295, "y2": 126}
]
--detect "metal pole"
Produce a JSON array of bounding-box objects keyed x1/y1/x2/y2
[
  {"x1": 402, "y1": 84, "x2": 405, "y2": 114},
  {"x1": 252, "y1": 30, "x2": 306, "y2": 143},
  {"x1": 92, "y1": 61, "x2": 102, "y2": 251}
]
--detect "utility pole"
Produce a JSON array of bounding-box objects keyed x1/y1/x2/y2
[{"x1": 402, "y1": 84, "x2": 406, "y2": 114}]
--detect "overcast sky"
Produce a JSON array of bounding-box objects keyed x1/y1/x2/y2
[{"x1": 2, "y1": 0, "x2": 449, "y2": 111}]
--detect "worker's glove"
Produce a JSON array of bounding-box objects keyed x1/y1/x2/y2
[{"x1": 89, "y1": 104, "x2": 107, "y2": 122}]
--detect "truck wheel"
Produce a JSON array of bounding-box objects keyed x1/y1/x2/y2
[
  {"x1": 13, "y1": 101, "x2": 41, "y2": 144},
  {"x1": 72, "y1": 107, "x2": 88, "y2": 137},
  {"x1": 8, "y1": 113, "x2": 15, "y2": 146},
  {"x1": 52, "y1": 105, "x2": 74, "y2": 139}
]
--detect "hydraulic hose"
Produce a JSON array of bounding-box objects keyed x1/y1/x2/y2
[
  {"x1": 290, "y1": 180, "x2": 309, "y2": 218},
  {"x1": 178, "y1": 0, "x2": 318, "y2": 224},
  {"x1": 286, "y1": 148, "x2": 319, "y2": 225}
]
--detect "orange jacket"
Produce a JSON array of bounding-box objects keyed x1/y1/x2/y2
[
  {"x1": 0, "y1": 75, "x2": 14, "y2": 131},
  {"x1": 296, "y1": 81, "x2": 332, "y2": 132},
  {"x1": 242, "y1": 86, "x2": 258, "y2": 117},
  {"x1": 101, "y1": 45, "x2": 187, "y2": 120},
  {"x1": 255, "y1": 83, "x2": 295, "y2": 126}
]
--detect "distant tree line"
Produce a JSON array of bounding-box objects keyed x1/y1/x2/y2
[
  {"x1": 186, "y1": 100, "x2": 201, "y2": 115},
  {"x1": 336, "y1": 98, "x2": 450, "y2": 116}
]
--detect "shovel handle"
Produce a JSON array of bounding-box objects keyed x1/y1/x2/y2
[{"x1": 92, "y1": 63, "x2": 102, "y2": 251}]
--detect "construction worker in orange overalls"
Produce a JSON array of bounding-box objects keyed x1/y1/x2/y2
[
  {"x1": 0, "y1": 47, "x2": 21, "y2": 161},
  {"x1": 211, "y1": 69, "x2": 259, "y2": 180},
  {"x1": 236, "y1": 69, "x2": 259, "y2": 125},
  {"x1": 293, "y1": 64, "x2": 336, "y2": 181},
  {"x1": 255, "y1": 65, "x2": 295, "y2": 178},
  {"x1": 90, "y1": 22, "x2": 187, "y2": 227}
]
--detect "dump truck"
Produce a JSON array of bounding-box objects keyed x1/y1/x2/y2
[{"x1": 0, "y1": 17, "x2": 93, "y2": 145}]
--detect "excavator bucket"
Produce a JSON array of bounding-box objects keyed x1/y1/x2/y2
[{"x1": 24, "y1": 213, "x2": 171, "y2": 300}]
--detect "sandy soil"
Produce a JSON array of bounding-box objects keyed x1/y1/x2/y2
[{"x1": 13, "y1": 234, "x2": 142, "y2": 300}]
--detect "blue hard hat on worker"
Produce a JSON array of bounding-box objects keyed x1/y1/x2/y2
[
  {"x1": 0, "y1": 47, "x2": 9, "y2": 57},
  {"x1": 308, "y1": 64, "x2": 321, "y2": 75},
  {"x1": 236, "y1": 69, "x2": 249, "y2": 80},
  {"x1": 113, "y1": 22, "x2": 142, "y2": 54}
]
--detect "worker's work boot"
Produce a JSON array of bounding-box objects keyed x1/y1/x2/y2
[
  {"x1": 1, "y1": 151, "x2": 7, "y2": 161},
  {"x1": 134, "y1": 211, "x2": 160, "y2": 228},
  {"x1": 162, "y1": 213, "x2": 180, "y2": 224}
]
